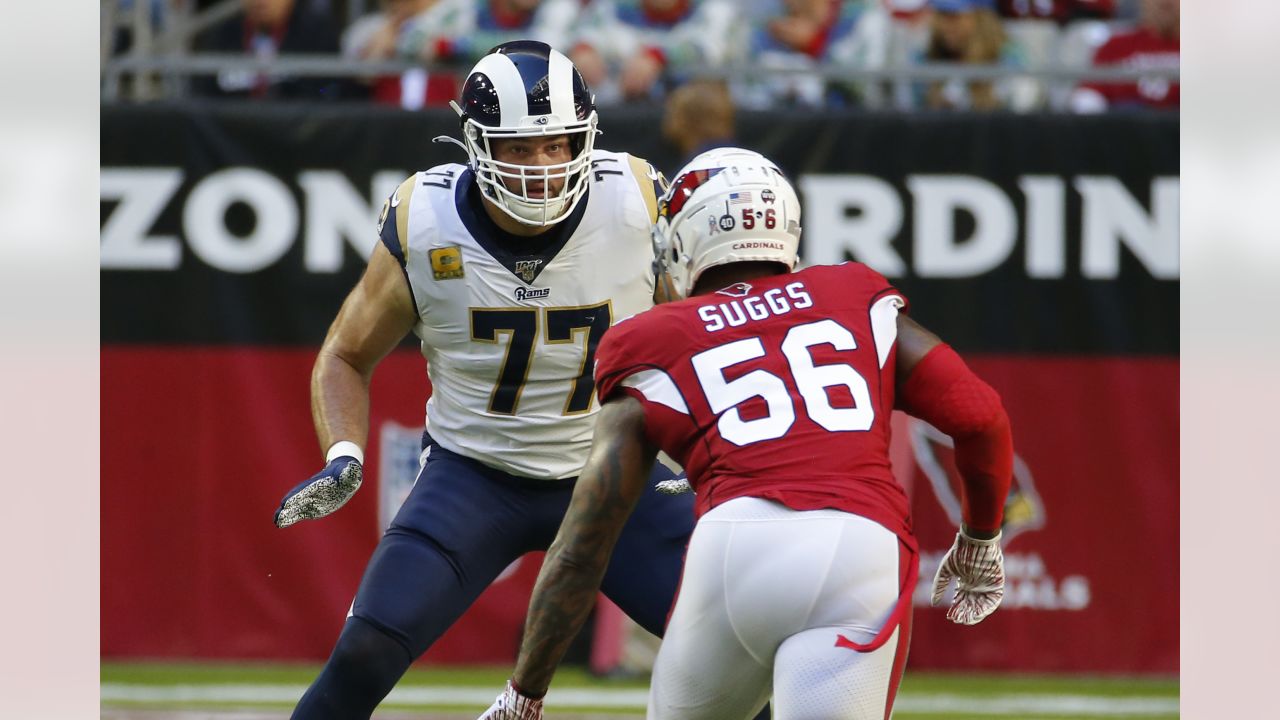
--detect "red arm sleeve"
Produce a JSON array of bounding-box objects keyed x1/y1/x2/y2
[{"x1": 897, "y1": 343, "x2": 1013, "y2": 533}]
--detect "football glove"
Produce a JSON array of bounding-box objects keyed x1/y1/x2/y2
[
  {"x1": 931, "y1": 529, "x2": 1005, "y2": 626},
  {"x1": 655, "y1": 476, "x2": 693, "y2": 495},
  {"x1": 273, "y1": 456, "x2": 363, "y2": 529},
  {"x1": 477, "y1": 679, "x2": 543, "y2": 720}
]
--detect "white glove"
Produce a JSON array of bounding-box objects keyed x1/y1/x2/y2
[
  {"x1": 655, "y1": 476, "x2": 693, "y2": 495},
  {"x1": 931, "y1": 530, "x2": 1005, "y2": 626},
  {"x1": 478, "y1": 679, "x2": 543, "y2": 720}
]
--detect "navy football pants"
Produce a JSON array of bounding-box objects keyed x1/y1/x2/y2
[{"x1": 292, "y1": 441, "x2": 697, "y2": 718}]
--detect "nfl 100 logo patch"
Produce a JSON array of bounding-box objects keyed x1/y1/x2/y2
[
  {"x1": 429, "y1": 246, "x2": 465, "y2": 280},
  {"x1": 514, "y1": 259, "x2": 542, "y2": 283}
]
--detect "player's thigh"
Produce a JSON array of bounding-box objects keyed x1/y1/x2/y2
[
  {"x1": 386, "y1": 446, "x2": 564, "y2": 555},
  {"x1": 703, "y1": 499, "x2": 899, "y2": 656},
  {"x1": 646, "y1": 518, "x2": 771, "y2": 720},
  {"x1": 766, "y1": 507, "x2": 905, "y2": 720},
  {"x1": 351, "y1": 448, "x2": 567, "y2": 655},
  {"x1": 600, "y1": 463, "x2": 696, "y2": 636},
  {"x1": 772, "y1": 626, "x2": 901, "y2": 720},
  {"x1": 648, "y1": 632, "x2": 772, "y2": 720}
]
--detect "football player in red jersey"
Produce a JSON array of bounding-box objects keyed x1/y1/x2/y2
[{"x1": 480, "y1": 147, "x2": 1014, "y2": 720}]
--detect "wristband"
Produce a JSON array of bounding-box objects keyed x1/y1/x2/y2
[
  {"x1": 326, "y1": 441, "x2": 364, "y2": 465},
  {"x1": 959, "y1": 528, "x2": 1002, "y2": 546},
  {"x1": 510, "y1": 677, "x2": 546, "y2": 700}
]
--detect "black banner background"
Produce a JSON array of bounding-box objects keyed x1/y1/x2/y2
[{"x1": 102, "y1": 103, "x2": 1178, "y2": 353}]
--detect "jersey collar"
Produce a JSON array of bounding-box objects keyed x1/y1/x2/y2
[{"x1": 455, "y1": 168, "x2": 590, "y2": 285}]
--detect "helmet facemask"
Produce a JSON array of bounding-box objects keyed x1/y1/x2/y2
[
  {"x1": 450, "y1": 42, "x2": 600, "y2": 228},
  {"x1": 460, "y1": 111, "x2": 598, "y2": 227}
]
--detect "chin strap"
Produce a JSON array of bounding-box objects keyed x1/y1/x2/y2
[{"x1": 505, "y1": 194, "x2": 570, "y2": 227}]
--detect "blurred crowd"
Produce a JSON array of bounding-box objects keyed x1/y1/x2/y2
[{"x1": 106, "y1": 0, "x2": 1179, "y2": 112}]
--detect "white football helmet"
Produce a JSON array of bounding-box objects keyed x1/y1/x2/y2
[
  {"x1": 653, "y1": 147, "x2": 801, "y2": 297},
  {"x1": 451, "y1": 40, "x2": 598, "y2": 227}
]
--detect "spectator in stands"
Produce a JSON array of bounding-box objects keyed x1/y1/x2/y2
[
  {"x1": 345, "y1": 0, "x2": 582, "y2": 109},
  {"x1": 194, "y1": 0, "x2": 360, "y2": 99},
  {"x1": 765, "y1": 0, "x2": 848, "y2": 59},
  {"x1": 106, "y1": 0, "x2": 170, "y2": 57},
  {"x1": 995, "y1": 0, "x2": 1114, "y2": 23},
  {"x1": 570, "y1": 0, "x2": 741, "y2": 103},
  {"x1": 662, "y1": 78, "x2": 736, "y2": 168},
  {"x1": 1070, "y1": 0, "x2": 1177, "y2": 112},
  {"x1": 825, "y1": 1, "x2": 934, "y2": 110},
  {"x1": 342, "y1": 0, "x2": 470, "y2": 108},
  {"x1": 737, "y1": 0, "x2": 857, "y2": 108},
  {"x1": 919, "y1": 0, "x2": 1028, "y2": 111},
  {"x1": 411, "y1": 0, "x2": 580, "y2": 67}
]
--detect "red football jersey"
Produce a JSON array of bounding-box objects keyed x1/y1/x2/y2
[{"x1": 595, "y1": 262, "x2": 913, "y2": 542}]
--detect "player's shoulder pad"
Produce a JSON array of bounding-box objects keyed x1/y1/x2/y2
[
  {"x1": 378, "y1": 174, "x2": 419, "y2": 269},
  {"x1": 422, "y1": 161, "x2": 467, "y2": 179},
  {"x1": 598, "y1": 308, "x2": 657, "y2": 367},
  {"x1": 816, "y1": 260, "x2": 888, "y2": 289},
  {"x1": 624, "y1": 153, "x2": 669, "y2": 225},
  {"x1": 834, "y1": 261, "x2": 908, "y2": 310},
  {"x1": 603, "y1": 303, "x2": 686, "y2": 360}
]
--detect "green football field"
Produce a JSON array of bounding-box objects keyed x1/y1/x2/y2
[{"x1": 102, "y1": 661, "x2": 1178, "y2": 719}]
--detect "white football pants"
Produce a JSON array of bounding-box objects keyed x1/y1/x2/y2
[{"x1": 648, "y1": 497, "x2": 911, "y2": 720}]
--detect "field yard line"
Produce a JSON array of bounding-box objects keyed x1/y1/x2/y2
[
  {"x1": 101, "y1": 684, "x2": 1178, "y2": 716},
  {"x1": 101, "y1": 684, "x2": 646, "y2": 708},
  {"x1": 893, "y1": 693, "x2": 1179, "y2": 715}
]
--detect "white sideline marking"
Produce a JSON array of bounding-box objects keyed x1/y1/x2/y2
[
  {"x1": 894, "y1": 693, "x2": 1179, "y2": 715},
  {"x1": 100, "y1": 684, "x2": 1179, "y2": 716}
]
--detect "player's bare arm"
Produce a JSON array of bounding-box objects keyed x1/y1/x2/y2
[
  {"x1": 273, "y1": 244, "x2": 417, "y2": 529},
  {"x1": 311, "y1": 243, "x2": 418, "y2": 453},
  {"x1": 895, "y1": 313, "x2": 942, "y2": 384},
  {"x1": 511, "y1": 396, "x2": 656, "y2": 697}
]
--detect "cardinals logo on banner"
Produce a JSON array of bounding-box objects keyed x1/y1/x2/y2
[{"x1": 909, "y1": 419, "x2": 1046, "y2": 545}]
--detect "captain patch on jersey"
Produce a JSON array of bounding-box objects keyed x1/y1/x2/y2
[{"x1": 429, "y1": 246, "x2": 465, "y2": 280}]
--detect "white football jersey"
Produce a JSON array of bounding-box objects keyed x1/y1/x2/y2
[{"x1": 378, "y1": 149, "x2": 665, "y2": 479}]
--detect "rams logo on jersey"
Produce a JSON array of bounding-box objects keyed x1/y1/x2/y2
[
  {"x1": 514, "y1": 286, "x2": 551, "y2": 301},
  {"x1": 429, "y1": 246, "x2": 465, "y2": 280}
]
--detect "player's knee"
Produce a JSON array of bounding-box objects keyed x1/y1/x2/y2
[
  {"x1": 293, "y1": 618, "x2": 413, "y2": 718},
  {"x1": 328, "y1": 616, "x2": 413, "y2": 686}
]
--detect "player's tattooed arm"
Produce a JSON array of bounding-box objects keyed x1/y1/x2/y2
[{"x1": 511, "y1": 396, "x2": 656, "y2": 697}]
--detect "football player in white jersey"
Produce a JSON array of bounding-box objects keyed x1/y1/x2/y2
[{"x1": 271, "y1": 41, "x2": 707, "y2": 719}]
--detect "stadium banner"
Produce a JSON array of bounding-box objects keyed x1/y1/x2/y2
[{"x1": 101, "y1": 105, "x2": 1178, "y2": 673}]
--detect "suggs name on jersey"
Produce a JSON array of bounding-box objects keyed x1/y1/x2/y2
[{"x1": 698, "y1": 282, "x2": 814, "y2": 333}]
